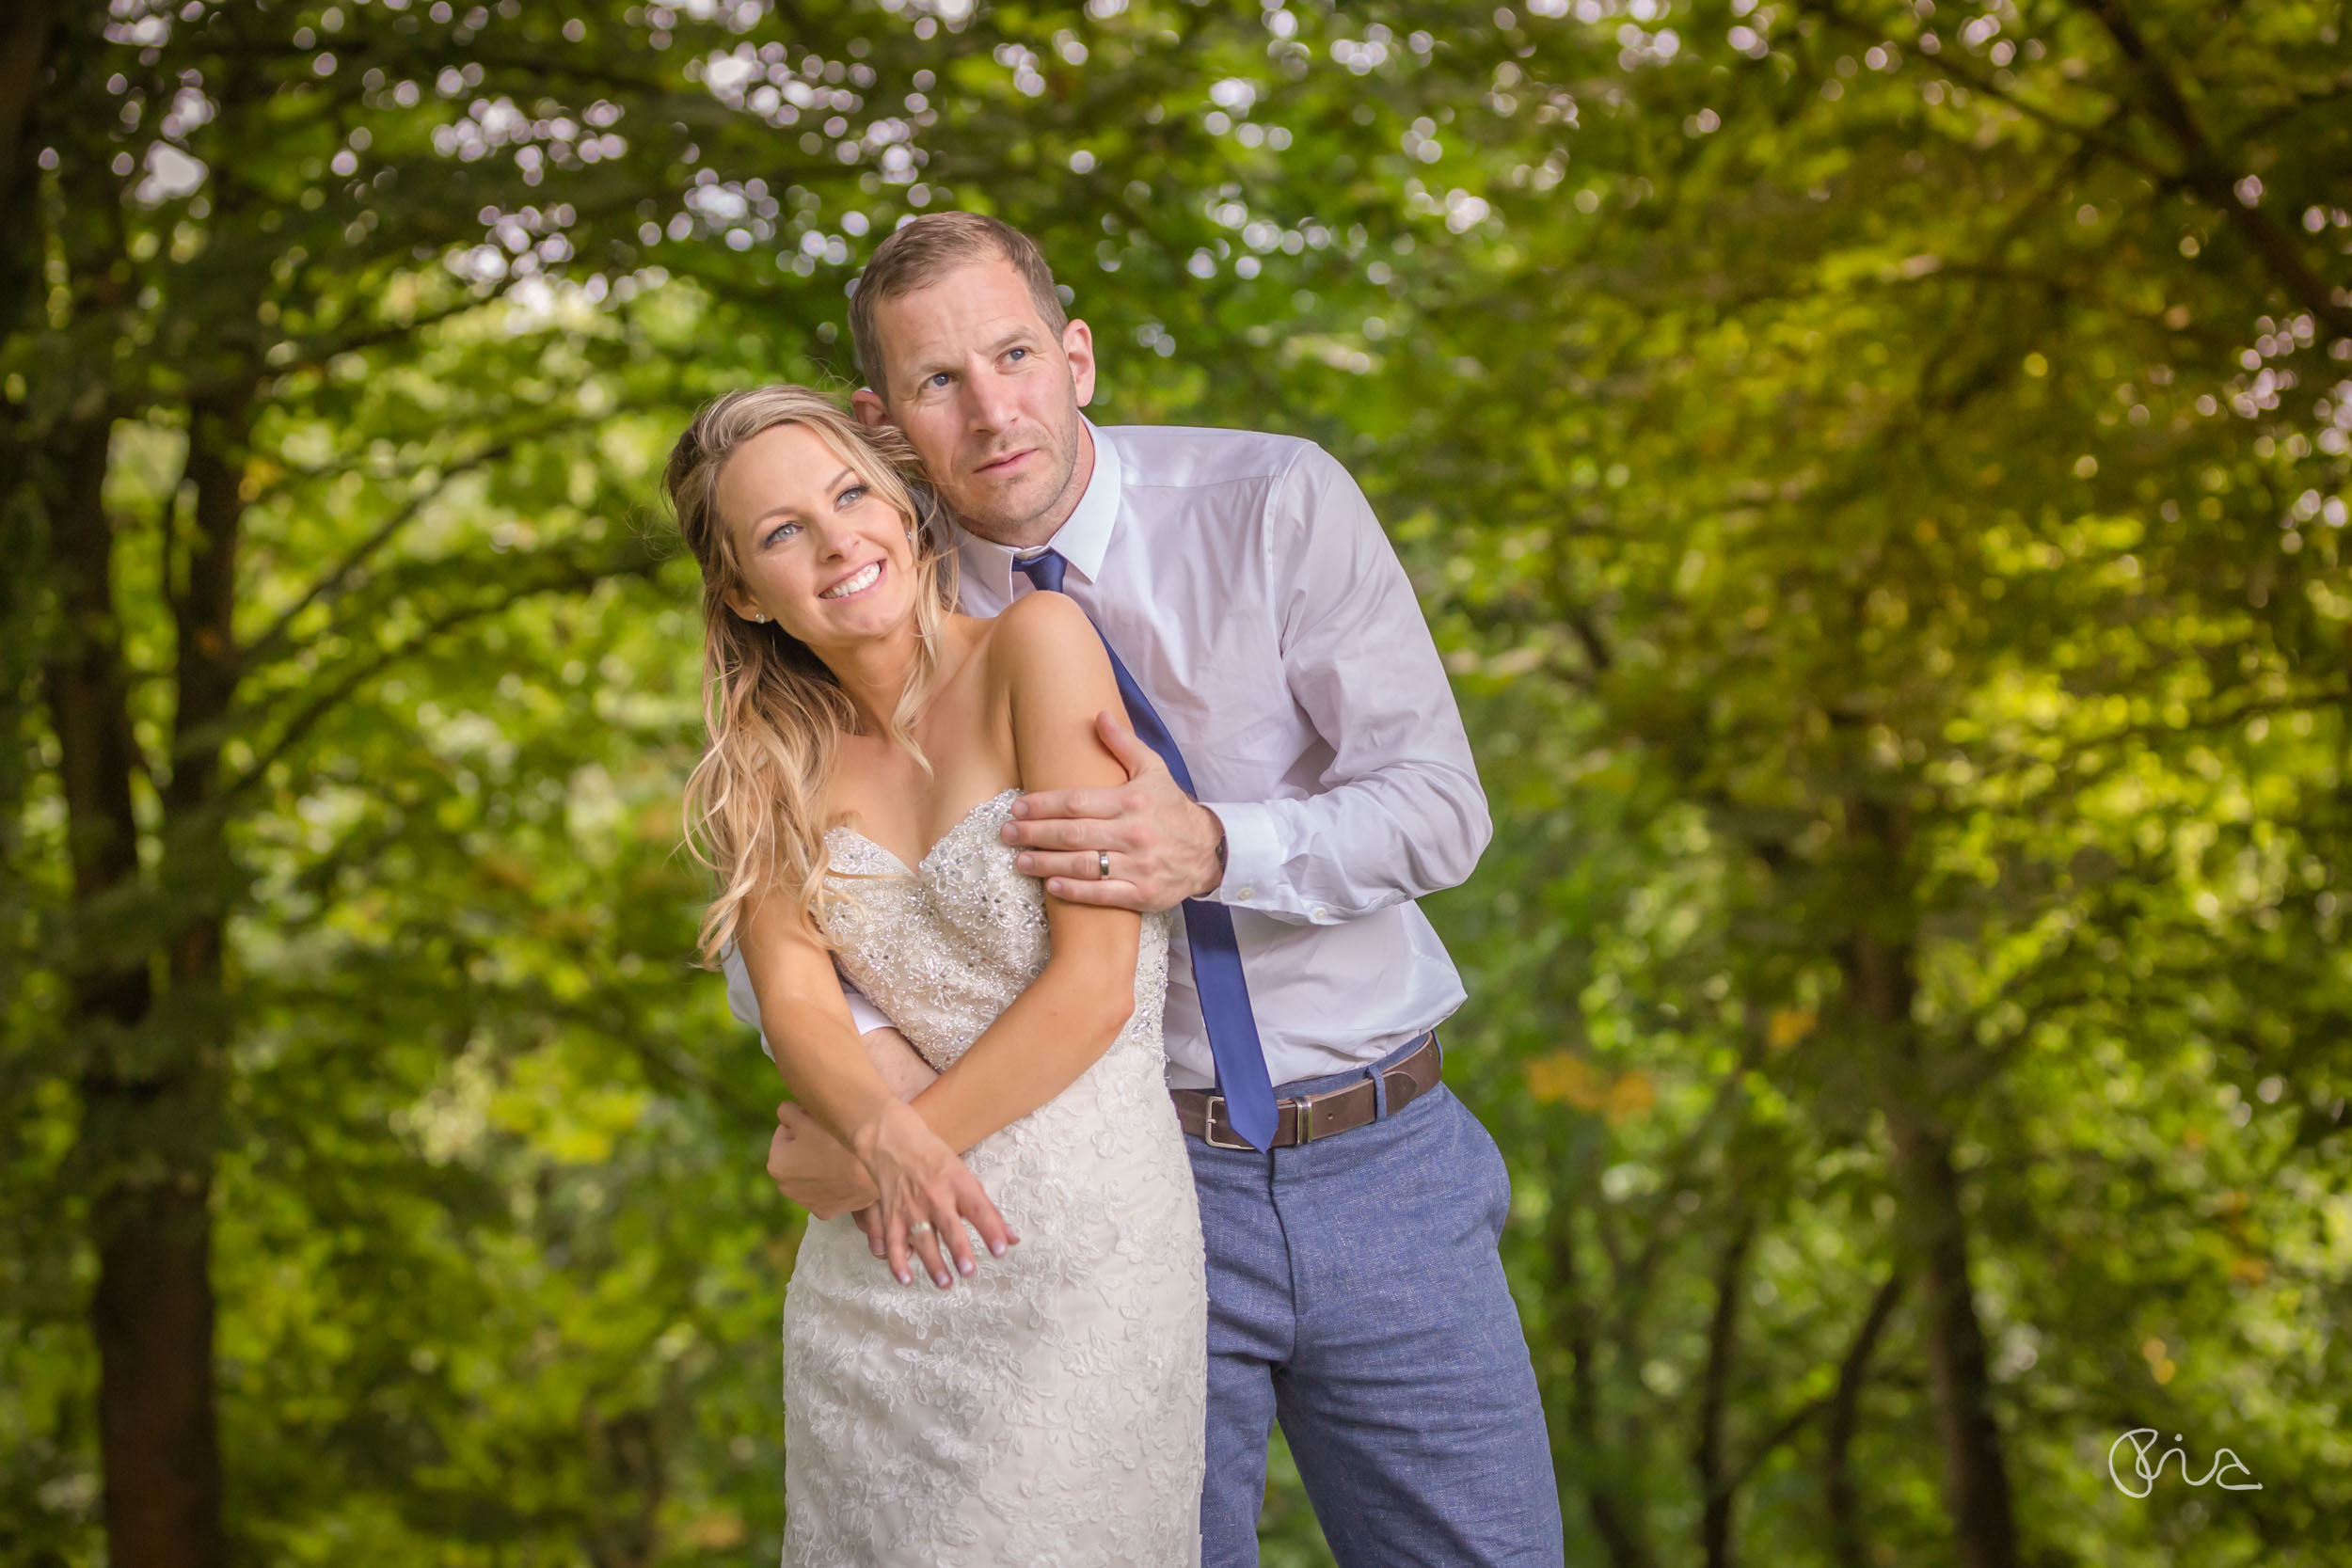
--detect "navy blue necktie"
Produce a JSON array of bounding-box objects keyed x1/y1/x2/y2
[{"x1": 1013, "y1": 548, "x2": 1279, "y2": 1151}]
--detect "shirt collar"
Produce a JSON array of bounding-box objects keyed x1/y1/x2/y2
[
  {"x1": 1040, "y1": 417, "x2": 1121, "y2": 584},
  {"x1": 951, "y1": 417, "x2": 1121, "y2": 597}
]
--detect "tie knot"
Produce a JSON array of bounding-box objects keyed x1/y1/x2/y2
[{"x1": 1013, "y1": 548, "x2": 1068, "y2": 596}]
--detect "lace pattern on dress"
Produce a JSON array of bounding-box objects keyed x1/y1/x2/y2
[{"x1": 782, "y1": 790, "x2": 1207, "y2": 1567}]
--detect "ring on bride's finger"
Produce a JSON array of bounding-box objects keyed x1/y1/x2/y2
[
  {"x1": 906, "y1": 1219, "x2": 934, "y2": 1236},
  {"x1": 1097, "y1": 850, "x2": 1112, "y2": 880}
]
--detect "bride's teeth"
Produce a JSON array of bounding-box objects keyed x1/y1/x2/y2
[{"x1": 822, "y1": 562, "x2": 882, "y2": 599}]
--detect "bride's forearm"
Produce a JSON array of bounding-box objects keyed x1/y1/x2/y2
[
  {"x1": 737, "y1": 896, "x2": 914, "y2": 1164},
  {"x1": 760, "y1": 995, "x2": 905, "y2": 1162},
  {"x1": 907, "y1": 962, "x2": 1135, "y2": 1154}
]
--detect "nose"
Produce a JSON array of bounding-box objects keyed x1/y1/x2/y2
[
  {"x1": 961, "y1": 358, "x2": 1021, "y2": 436},
  {"x1": 805, "y1": 510, "x2": 859, "y2": 559}
]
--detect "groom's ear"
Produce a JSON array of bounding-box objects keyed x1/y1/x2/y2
[
  {"x1": 1061, "y1": 318, "x2": 1096, "y2": 407},
  {"x1": 850, "y1": 388, "x2": 890, "y2": 429}
]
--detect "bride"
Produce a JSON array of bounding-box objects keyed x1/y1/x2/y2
[{"x1": 666, "y1": 386, "x2": 1207, "y2": 1565}]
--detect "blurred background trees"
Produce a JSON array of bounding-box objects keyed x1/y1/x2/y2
[{"x1": 3, "y1": 1, "x2": 2345, "y2": 1565}]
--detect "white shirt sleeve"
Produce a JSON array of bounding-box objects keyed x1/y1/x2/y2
[
  {"x1": 722, "y1": 940, "x2": 892, "y2": 1062},
  {"x1": 1198, "y1": 445, "x2": 1492, "y2": 925}
]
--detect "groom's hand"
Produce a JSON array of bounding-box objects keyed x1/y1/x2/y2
[
  {"x1": 768, "y1": 1101, "x2": 880, "y2": 1220},
  {"x1": 1003, "y1": 711, "x2": 1224, "y2": 913}
]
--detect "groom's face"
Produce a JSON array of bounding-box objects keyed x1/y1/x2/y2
[{"x1": 852, "y1": 257, "x2": 1096, "y2": 548}]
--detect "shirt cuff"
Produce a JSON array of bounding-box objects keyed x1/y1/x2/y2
[
  {"x1": 845, "y1": 984, "x2": 892, "y2": 1036},
  {"x1": 1200, "y1": 801, "x2": 1327, "y2": 922},
  {"x1": 723, "y1": 942, "x2": 893, "y2": 1063},
  {"x1": 720, "y1": 940, "x2": 770, "y2": 1060}
]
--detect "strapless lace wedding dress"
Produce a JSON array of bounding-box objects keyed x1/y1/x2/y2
[{"x1": 782, "y1": 789, "x2": 1206, "y2": 1567}]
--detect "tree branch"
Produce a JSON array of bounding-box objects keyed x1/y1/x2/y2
[
  {"x1": 221, "y1": 547, "x2": 660, "y2": 805},
  {"x1": 1797, "y1": 0, "x2": 2172, "y2": 182},
  {"x1": 1549, "y1": 1183, "x2": 1658, "y2": 1568},
  {"x1": 1695, "y1": 1212, "x2": 1757, "y2": 1568},
  {"x1": 2065, "y1": 0, "x2": 2352, "y2": 336},
  {"x1": 240, "y1": 436, "x2": 529, "y2": 672},
  {"x1": 1824, "y1": 1269, "x2": 1906, "y2": 1568},
  {"x1": 1614, "y1": 1034, "x2": 1768, "y2": 1345}
]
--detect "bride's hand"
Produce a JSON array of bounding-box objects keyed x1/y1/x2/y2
[{"x1": 857, "y1": 1101, "x2": 1017, "y2": 1289}]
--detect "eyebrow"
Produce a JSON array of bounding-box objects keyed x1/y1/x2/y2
[
  {"x1": 749, "y1": 467, "x2": 855, "y2": 529},
  {"x1": 902, "y1": 325, "x2": 1039, "y2": 387}
]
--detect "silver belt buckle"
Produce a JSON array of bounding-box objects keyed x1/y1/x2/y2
[{"x1": 1201, "y1": 1094, "x2": 1257, "y2": 1150}]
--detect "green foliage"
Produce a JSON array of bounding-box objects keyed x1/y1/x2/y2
[{"x1": 4, "y1": 0, "x2": 2347, "y2": 1565}]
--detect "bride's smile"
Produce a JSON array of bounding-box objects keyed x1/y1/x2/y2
[{"x1": 818, "y1": 560, "x2": 885, "y2": 600}]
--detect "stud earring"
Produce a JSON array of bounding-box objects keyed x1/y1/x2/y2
[{"x1": 753, "y1": 612, "x2": 769, "y2": 624}]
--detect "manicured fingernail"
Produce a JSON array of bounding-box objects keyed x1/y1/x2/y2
[
  {"x1": 989, "y1": 1240, "x2": 1006, "y2": 1257},
  {"x1": 933, "y1": 1272, "x2": 950, "y2": 1289},
  {"x1": 897, "y1": 1270, "x2": 912, "y2": 1285},
  {"x1": 959, "y1": 1257, "x2": 975, "y2": 1275}
]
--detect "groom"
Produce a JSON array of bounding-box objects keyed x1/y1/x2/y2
[{"x1": 736, "y1": 213, "x2": 1562, "y2": 1566}]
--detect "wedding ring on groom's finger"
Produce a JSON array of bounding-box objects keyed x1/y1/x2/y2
[{"x1": 1097, "y1": 850, "x2": 1112, "y2": 880}]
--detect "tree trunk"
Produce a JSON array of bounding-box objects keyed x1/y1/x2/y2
[
  {"x1": 0, "y1": 0, "x2": 52, "y2": 340},
  {"x1": 91, "y1": 1148, "x2": 225, "y2": 1568},
  {"x1": 1844, "y1": 896, "x2": 2019, "y2": 1568},
  {"x1": 585, "y1": 1408, "x2": 669, "y2": 1568},
  {"x1": 1884, "y1": 1105, "x2": 2016, "y2": 1568},
  {"x1": 42, "y1": 407, "x2": 229, "y2": 1568}
]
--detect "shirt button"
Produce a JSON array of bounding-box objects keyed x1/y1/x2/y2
[
  {"x1": 1235, "y1": 887, "x2": 1254, "y2": 902},
  {"x1": 1311, "y1": 905, "x2": 1329, "y2": 921}
]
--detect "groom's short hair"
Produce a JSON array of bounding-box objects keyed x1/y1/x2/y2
[{"x1": 849, "y1": 213, "x2": 1070, "y2": 401}]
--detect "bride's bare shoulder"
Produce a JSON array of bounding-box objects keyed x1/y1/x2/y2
[
  {"x1": 983, "y1": 590, "x2": 1102, "y2": 666},
  {"x1": 977, "y1": 595, "x2": 1112, "y2": 716}
]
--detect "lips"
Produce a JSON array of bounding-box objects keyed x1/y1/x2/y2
[
  {"x1": 975, "y1": 449, "x2": 1032, "y2": 476},
  {"x1": 819, "y1": 560, "x2": 884, "y2": 600}
]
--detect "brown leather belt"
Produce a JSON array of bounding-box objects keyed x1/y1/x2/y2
[{"x1": 1172, "y1": 1034, "x2": 1441, "y2": 1150}]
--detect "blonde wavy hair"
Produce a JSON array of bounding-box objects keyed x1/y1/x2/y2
[{"x1": 665, "y1": 386, "x2": 958, "y2": 967}]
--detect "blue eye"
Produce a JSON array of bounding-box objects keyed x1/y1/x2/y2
[
  {"x1": 837, "y1": 484, "x2": 867, "y2": 507},
  {"x1": 1007, "y1": 347, "x2": 1027, "y2": 362},
  {"x1": 765, "y1": 520, "x2": 801, "y2": 546},
  {"x1": 926, "y1": 372, "x2": 951, "y2": 388}
]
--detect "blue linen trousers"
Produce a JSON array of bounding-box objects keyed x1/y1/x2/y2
[{"x1": 1184, "y1": 1037, "x2": 1565, "y2": 1567}]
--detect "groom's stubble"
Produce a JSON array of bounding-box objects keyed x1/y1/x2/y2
[{"x1": 946, "y1": 404, "x2": 1086, "y2": 549}]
